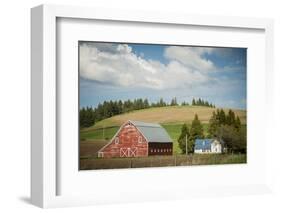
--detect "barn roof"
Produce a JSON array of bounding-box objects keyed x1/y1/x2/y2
[
  {"x1": 194, "y1": 138, "x2": 223, "y2": 150},
  {"x1": 129, "y1": 120, "x2": 173, "y2": 143}
]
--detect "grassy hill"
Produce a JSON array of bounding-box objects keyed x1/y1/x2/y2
[
  {"x1": 84, "y1": 105, "x2": 246, "y2": 130},
  {"x1": 80, "y1": 106, "x2": 246, "y2": 154}
]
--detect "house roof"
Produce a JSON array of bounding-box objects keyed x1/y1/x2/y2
[
  {"x1": 129, "y1": 120, "x2": 173, "y2": 143},
  {"x1": 194, "y1": 139, "x2": 214, "y2": 150}
]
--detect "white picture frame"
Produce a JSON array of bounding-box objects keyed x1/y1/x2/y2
[{"x1": 31, "y1": 4, "x2": 274, "y2": 208}]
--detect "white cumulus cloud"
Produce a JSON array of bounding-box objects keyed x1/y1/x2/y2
[
  {"x1": 79, "y1": 43, "x2": 214, "y2": 90},
  {"x1": 164, "y1": 46, "x2": 215, "y2": 72}
]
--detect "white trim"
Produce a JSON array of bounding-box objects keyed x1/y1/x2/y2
[
  {"x1": 130, "y1": 148, "x2": 138, "y2": 157},
  {"x1": 138, "y1": 136, "x2": 142, "y2": 143},
  {"x1": 98, "y1": 152, "x2": 104, "y2": 158},
  {"x1": 114, "y1": 137, "x2": 119, "y2": 144},
  {"x1": 97, "y1": 122, "x2": 127, "y2": 153}
]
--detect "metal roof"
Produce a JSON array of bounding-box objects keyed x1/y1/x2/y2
[
  {"x1": 129, "y1": 120, "x2": 173, "y2": 143},
  {"x1": 194, "y1": 139, "x2": 213, "y2": 150}
]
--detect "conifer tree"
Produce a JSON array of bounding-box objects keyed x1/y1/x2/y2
[
  {"x1": 178, "y1": 124, "x2": 190, "y2": 154},
  {"x1": 226, "y1": 110, "x2": 235, "y2": 126},
  {"x1": 192, "y1": 98, "x2": 196, "y2": 106},
  {"x1": 219, "y1": 109, "x2": 226, "y2": 125},
  {"x1": 208, "y1": 111, "x2": 219, "y2": 137},
  {"x1": 234, "y1": 116, "x2": 241, "y2": 131},
  {"x1": 188, "y1": 114, "x2": 204, "y2": 153}
]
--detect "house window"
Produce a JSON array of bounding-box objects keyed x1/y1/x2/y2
[
  {"x1": 115, "y1": 137, "x2": 119, "y2": 144},
  {"x1": 138, "y1": 136, "x2": 142, "y2": 143}
]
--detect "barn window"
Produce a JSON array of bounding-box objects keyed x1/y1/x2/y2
[
  {"x1": 115, "y1": 137, "x2": 119, "y2": 144},
  {"x1": 138, "y1": 136, "x2": 142, "y2": 143}
]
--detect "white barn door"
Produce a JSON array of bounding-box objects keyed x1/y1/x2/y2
[{"x1": 120, "y1": 148, "x2": 137, "y2": 157}]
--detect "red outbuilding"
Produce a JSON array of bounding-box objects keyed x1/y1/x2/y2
[{"x1": 98, "y1": 120, "x2": 173, "y2": 158}]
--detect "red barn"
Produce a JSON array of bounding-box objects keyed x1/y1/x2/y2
[{"x1": 98, "y1": 120, "x2": 173, "y2": 158}]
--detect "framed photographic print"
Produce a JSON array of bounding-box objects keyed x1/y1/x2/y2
[
  {"x1": 31, "y1": 4, "x2": 274, "y2": 208},
  {"x1": 78, "y1": 41, "x2": 247, "y2": 170}
]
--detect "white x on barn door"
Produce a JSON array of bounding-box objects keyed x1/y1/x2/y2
[
  {"x1": 120, "y1": 148, "x2": 137, "y2": 157},
  {"x1": 120, "y1": 148, "x2": 128, "y2": 157},
  {"x1": 129, "y1": 148, "x2": 137, "y2": 157}
]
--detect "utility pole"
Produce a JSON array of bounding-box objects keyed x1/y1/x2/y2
[
  {"x1": 103, "y1": 124, "x2": 105, "y2": 140},
  {"x1": 186, "y1": 134, "x2": 188, "y2": 155}
]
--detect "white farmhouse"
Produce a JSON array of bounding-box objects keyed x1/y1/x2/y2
[{"x1": 194, "y1": 139, "x2": 223, "y2": 154}]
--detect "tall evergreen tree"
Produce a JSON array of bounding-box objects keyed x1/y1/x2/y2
[
  {"x1": 188, "y1": 114, "x2": 204, "y2": 153},
  {"x1": 234, "y1": 116, "x2": 241, "y2": 131},
  {"x1": 198, "y1": 98, "x2": 202, "y2": 105},
  {"x1": 208, "y1": 111, "x2": 219, "y2": 137},
  {"x1": 219, "y1": 109, "x2": 226, "y2": 125},
  {"x1": 177, "y1": 124, "x2": 190, "y2": 154},
  {"x1": 170, "y1": 97, "x2": 178, "y2": 106},
  {"x1": 226, "y1": 109, "x2": 236, "y2": 126},
  {"x1": 192, "y1": 98, "x2": 196, "y2": 106}
]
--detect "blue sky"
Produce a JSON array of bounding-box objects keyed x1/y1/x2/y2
[{"x1": 79, "y1": 42, "x2": 246, "y2": 110}]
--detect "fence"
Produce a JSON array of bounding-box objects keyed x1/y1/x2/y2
[{"x1": 80, "y1": 154, "x2": 246, "y2": 170}]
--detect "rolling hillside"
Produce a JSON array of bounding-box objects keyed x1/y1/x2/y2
[{"x1": 85, "y1": 105, "x2": 246, "y2": 131}]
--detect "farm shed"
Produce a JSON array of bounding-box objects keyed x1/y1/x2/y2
[
  {"x1": 194, "y1": 139, "x2": 224, "y2": 154},
  {"x1": 98, "y1": 120, "x2": 173, "y2": 158}
]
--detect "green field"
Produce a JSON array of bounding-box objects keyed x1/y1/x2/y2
[{"x1": 80, "y1": 126, "x2": 119, "y2": 141}]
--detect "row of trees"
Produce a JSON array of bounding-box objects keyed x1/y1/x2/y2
[
  {"x1": 208, "y1": 109, "x2": 241, "y2": 136},
  {"x1": 208, "y1": 109, "x2": 246, "y2": 153},
  {"x1": 80, "y1": 98, "x2": 150, "y2": 127},
  {"x1": 80, "y1": 97, "x2": 214, "y2": 128},
  {"x1": 191, "y1": 98, "x2": 215, "y2": 108},
  {"x1": 177, "y1": 109, "x2": 246, "y2": 154},
  {"x1": 79, "y1": 107, "x2": 95, "y2": 128}
]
